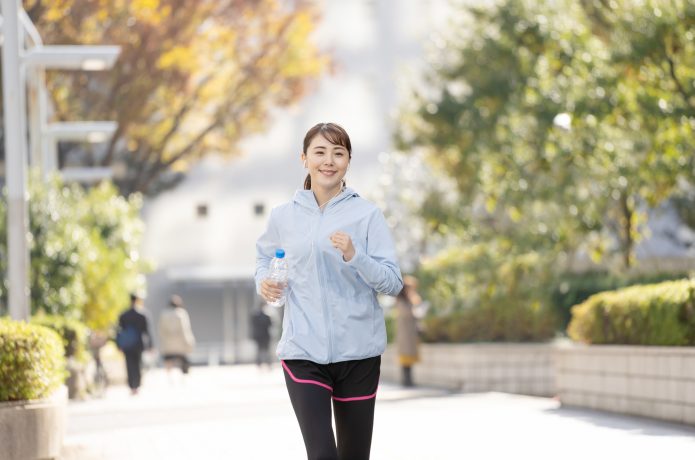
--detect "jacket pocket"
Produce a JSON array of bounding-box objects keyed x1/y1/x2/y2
[{"x1": 333, "y1": 292, "x2": 375, "y2": 358}]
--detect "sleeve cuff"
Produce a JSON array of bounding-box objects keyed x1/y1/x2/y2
[{"x1": 345, "y1": 248, "x2": 369, "y2": 271}]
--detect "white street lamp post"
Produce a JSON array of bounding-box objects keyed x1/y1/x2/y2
[
  {"x1": 2, "y1": 2, "x2": 121, "y2": 319},
  {"x1": 19, "y1": 11, "x2": 120, "y2": 180},
  {"x1": 43, "y1": 121, "x2": 118, "y2": 174},
  {"x1": 2, "y1": 0, "x2": 30, "y2": 320}
]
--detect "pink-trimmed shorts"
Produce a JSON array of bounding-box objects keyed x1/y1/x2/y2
[{"x1": 281, "y1": 356, "x2": 380, "y2": 402}]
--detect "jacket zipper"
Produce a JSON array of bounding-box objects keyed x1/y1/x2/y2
[
  {"x1": 321, "y1": 194, "x2": 351, "y2": 362},
  {"x1": 315, "y1": 209, "x2": 334, "y2": 363}
]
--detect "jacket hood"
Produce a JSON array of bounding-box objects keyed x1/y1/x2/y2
[{"x1": 292, "y1": 186, "x2": 359, "y2": 211}]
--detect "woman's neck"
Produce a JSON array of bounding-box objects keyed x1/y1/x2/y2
[{"x1": 312, "y1": 184, "x2": 343, "y2": 209}]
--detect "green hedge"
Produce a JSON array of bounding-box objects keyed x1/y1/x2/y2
[
  {"x1": 568, "y1": 278, "x2": 695, "y2": 345},
  {"x1": 551, "y1": 271, "x2": 689, "y2": 330},
  {"x1": 0, "y1": 318, "x2": 67, "y2": 402},
  {"x1": 31, "y1": 315, "x2": 90, "y2": 363},
  {"x1": 421, "y1": 302, "x2": 557, "y2": 343}
]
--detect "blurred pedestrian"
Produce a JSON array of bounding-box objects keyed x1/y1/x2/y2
[
  {"x1": 395, "y1": 275, "x2": 423, "y2": 387},
  {"x1": 116, "y1": 293, "x2": 153, "y2": 395},
  {"x1": 88, "y1": 330, "x2": 109, "y2": 397},
  {"x1": 158, "y1": 294, "x2": 196, "y2": 378},
  {"x1": 256, "y1": 122, "x2": 403, "y2": 460},
  {"x1": 251, "y1": 302, "x2": 273, "y2": 369}
]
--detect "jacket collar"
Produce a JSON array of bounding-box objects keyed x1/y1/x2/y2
[{"x1": 293, "y1": 186, "x2": 358, "y2": 211}]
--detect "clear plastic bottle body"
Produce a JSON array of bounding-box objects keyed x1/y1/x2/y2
[{"x1": 267, "y1": 249, "x2": 288, "y2": 307}]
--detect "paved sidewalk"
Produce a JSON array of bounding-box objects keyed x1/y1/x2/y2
[{"x1": 62, "y1": 364, "x2": 695, "y2": 459}]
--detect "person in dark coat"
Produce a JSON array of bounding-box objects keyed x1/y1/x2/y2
[
  {"x1": 251, "y1": 303, "x2": 273, "y2": 369},
  {"x1": 117, "y1": 293, "x2": 153, "y2": 394}
]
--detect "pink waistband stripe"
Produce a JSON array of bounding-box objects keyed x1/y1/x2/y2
[{"x1": 281, "y1": 360, "x2": 333, "y2": 392}]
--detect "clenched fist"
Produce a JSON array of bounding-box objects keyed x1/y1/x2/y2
[{"x1": 330, "y1": 231, "x2": 355, "y2": 262}]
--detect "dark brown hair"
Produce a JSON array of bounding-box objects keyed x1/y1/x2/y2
[{"x1": 302, "y1": 123, "x2": 352, "y2": 190}]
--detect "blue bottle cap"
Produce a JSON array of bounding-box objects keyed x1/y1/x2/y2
[{"x1": 275, "y1": 249, "x2": 285, "y2": 258}]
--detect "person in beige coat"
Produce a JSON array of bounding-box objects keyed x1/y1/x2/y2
[
  {"x1": 395, "y1": 276, "x2": 423, "y2": 387},
  {"x1": 158, "y1": 295, "x2": 196, "y2": 375}
]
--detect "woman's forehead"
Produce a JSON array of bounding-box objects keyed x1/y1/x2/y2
[{"x1": 309, "y1": 134, "x2": 346, "y2": 149}]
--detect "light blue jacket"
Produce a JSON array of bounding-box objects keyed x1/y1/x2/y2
[{"x1": 255, "y1": 187, "x2": 403, "y2": 364}]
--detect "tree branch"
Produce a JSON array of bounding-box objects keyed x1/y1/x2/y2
[
  {"x1": 665, "y1": 53, "x2": 695, "y2": 113},
  {"x1": 153, "y1": 74, "x2": 215, "y2": 156},
  {"x1": 132, "y1": 14, "x2": 297, "y2": 193}
]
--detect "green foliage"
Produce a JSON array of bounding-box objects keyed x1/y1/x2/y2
[
  {"x1": 0, "y1": 318, "x2": 66, "y2": 402},
  {"x1": 568, "y1": 278, "x2": 695, "y2": 345},
  {"x1": 0, "y1": 173, "x2": 150, "y2": 330},
  {"x1": 25, "y1": 176, "x2": 88, "y2": 318},
  {"x1": 75, "y1": 182, "x2": 151, "y2": 332},
  {"x1": 551, "y1": 271, "x2": 689, "y2": 329},
  {"x1": 421, "y1": 304, "x2": 557, "y2": 344},
  {"x1": 671, "y1": 192, "x2": 695, "y2": 230},
  {"x1": 417, "y1": 242, "x2": 558, "y2": 342},
  {"x1": 392, "y1": 0, "x2": 695, "y2": 341},
  {"x1": 385, "y1": 311, "x2": 395, "y2": 344},
  {"x1": 398, "y1": 0, "x2": 695, "y2": 266},
  {"x1": 31, "y1": 315, "x2": 90, "y2": 364}
]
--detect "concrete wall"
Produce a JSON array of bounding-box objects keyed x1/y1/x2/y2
[
  {"x1": 381, "y1": 343, "x2": 556, "y2": 396},
  {"x1": 381, "y1": 343, "x2": 695, "y2": 426},
  {"x1": 556, "y1": 345, "x2": 695, "y2": 425}
]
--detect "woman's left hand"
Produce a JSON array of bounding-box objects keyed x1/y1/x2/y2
[{"x1": 330, "y1": 231, "x2": 355, "y2": 262}]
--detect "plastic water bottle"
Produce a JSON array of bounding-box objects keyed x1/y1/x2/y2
[{"x1": 267, "y1": 248, "x2": 289, "y2": 307}]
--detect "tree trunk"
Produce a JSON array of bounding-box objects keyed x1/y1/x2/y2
[{"x1": 619, "y1": 192, "x2": 634, "y2": 270}]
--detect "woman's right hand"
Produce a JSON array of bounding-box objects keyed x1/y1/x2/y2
[{"x1": 260, "y1": 278, "x2": 286, "y2": 303}]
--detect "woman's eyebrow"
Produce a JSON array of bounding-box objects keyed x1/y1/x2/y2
[{"x1": 311, "y1": 145, "x2": 345, "y2": 151}]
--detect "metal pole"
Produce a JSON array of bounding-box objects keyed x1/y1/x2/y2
[
  {"x1": 27, "y1": 70, "x2": 43, "y2": 170},
  {"x1": 2, "y1": 0, "x2": 31, "y2": 320},
  {"x1": 38, "y1": 71, "x2": 55, "y2": 175}
]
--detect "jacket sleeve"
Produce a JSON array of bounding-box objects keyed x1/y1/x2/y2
[
  {"x1": 346, "y1": 209, "x2": 403, "y2": 296},
  {"x1": 255, "y1": 208, "x2": 280, "y2": 295}
]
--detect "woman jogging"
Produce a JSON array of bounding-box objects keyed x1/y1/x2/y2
[{"x1": 256, "y1": 122, "x2": 403, "y2": 460}]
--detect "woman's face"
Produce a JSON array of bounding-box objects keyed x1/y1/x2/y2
[{"x1": 302, "y1": 134, "x2": 350, "y2": 191}]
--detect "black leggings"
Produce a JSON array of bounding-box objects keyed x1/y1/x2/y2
[{"x1": 282, "y1": 357, "x2": 380, "y2": 460}]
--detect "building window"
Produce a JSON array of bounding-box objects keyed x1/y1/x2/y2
[
  {"x1": 254, "y1": 203, "x2": 265, "y2": 216},
  {"x1": 196, "y1": 204, "x2": 208, "y2": 218}
]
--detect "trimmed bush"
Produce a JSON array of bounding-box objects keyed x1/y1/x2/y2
[
  {"x1": 0, "y1": 318, "x2": 67, "y2": 402},
  {"x1": 421, "y1": 302, "x2": 557, "y2": 343},
  {"x1": 551, "y1": 271, "x2": 689, "y2": 329},
  {"x1": 417, "y1": 243, "x2": 559, "y2": 343},
  {"x1": 568, "y1": 278, "x2": 695, "y2": 345},
  {"x1": 31, "y1": 315, "x2": 90, "y2": 364}
]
